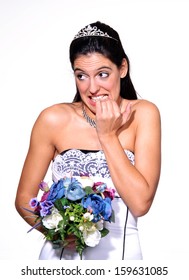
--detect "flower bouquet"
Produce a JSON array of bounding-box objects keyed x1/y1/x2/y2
[{"x1": 25, "y1": 174, "x2": 115, "y2": 259}]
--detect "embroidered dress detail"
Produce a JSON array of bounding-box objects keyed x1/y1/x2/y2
[{"x1": 52, "y1": 149, "x2": 134, "y2": 182}]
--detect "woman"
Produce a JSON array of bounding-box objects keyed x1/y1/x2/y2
[{"x1": 15, "y1": 21, "x2": 161, "y2": 260}]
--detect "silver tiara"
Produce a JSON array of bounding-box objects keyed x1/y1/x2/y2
[{"x1": 73, "y1": 25, "x2": 118, "y2": 41}]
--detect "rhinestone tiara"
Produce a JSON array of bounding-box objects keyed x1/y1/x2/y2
[{"x1": 73, "y1": 24, "x2": 118, "y2": 41}]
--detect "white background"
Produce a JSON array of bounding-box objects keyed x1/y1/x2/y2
[{"x1": 0, "y1": 0, "x2": 189, "y2": 262}]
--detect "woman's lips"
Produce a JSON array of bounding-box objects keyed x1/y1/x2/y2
[{"x1": 89, "y1": 95, "x2": 109, "y2": 105}]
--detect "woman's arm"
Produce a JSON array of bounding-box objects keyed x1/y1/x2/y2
[
  {"x1": 96, "y1": 99, "x2": 161, "y2": 217},
  {"x1": 15, "y1": 108, "x2": 56, "y2": 232}
]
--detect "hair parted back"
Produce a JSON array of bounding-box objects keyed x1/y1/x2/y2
[{"x1": 69, "y1": 21, "x2": 138, "y2": 102}]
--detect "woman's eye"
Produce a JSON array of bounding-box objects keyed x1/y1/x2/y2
[
  {"x1": 76, "y1": 74, "x2": 85, "y2": 80},
  {"x1": 99, "y1": 72, "x2": 109, "y2": 78}
]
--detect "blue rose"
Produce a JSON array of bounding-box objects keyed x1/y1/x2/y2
[
  {"x1": 101, "y1": 197, "x2": 112, "y2": 221},
  {"x1": 62, "y1": 177, "x2": 72, "y2": 188},
  {"x1": 65, "y1": 178, "x2": 86, "y2": 201},
  {"x1": 82, "y1": 194, "x2": 112, "y2": 222},
  {"x1": 82, "y1": 194, "x2": 104, "y2": 215},
  {"x1": 47, "y1": 179, "x2": 65, "y2": 202}
]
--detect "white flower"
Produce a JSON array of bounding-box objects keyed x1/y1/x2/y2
[
  {"x1": 42, "y1": 207, "x2": 63, "y2": 229},
  {"x1": 76, "y1": 176, "x2": 94, "y2": 188},
  {"x1": 83, "y1": 228, "x2": 101, "y2": 247},
  {"x1": 70, "y1": 216, "x2": 75, "y2": 221},
  {"x1": 79, "y1": 225, "x2": 84, "y2": 231},
  {"x1": 83, "y1": 212, "x2": 94, "y2": 221}
]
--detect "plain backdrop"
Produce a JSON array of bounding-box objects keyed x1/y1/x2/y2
[{"x1": 0, "y1": 0, "x2": 189, "y2": 261}]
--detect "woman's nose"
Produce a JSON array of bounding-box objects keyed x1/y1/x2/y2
[{"x1": 89, "y1": 79, "x2": 100, "y2": 94}]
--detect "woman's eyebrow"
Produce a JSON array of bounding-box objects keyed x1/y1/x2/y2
[{"x1": 74, "y1": 66, "x2": 112, "y2": 72}]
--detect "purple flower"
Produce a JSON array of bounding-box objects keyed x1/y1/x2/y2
[
  {"x1": 103, "y1": 188, "x2": 115, "y2": 200},
  {"x1": 29, "y1": 197, "x2": 39, "y2": 208},
  {"x1": 47, "y1": 179, "x2": 65, "y2": 202},
  {"x1": 41, "y1": 191, "x2": 50, "y2": 202},
  {"x1": 40, "y1": 201, "x2": 54, "y2": 217},
  {"x1": 93, "y1": 182, "x2": 107, "y2": 193},
  {"x1": 39, "y1": 181, "x2": 49, "y2": 192},
  {"x1": 65, "y1": 178, "x2": 86, "y2": 201}
]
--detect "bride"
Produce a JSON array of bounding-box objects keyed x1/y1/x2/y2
[{"x1": 15, "y1": 21, "x2": 161, "y2": 260}]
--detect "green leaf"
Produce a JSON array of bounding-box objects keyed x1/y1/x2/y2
[
  {"x1": 45, "y1": 229, "x2": 58, "y2": 240},
  {"x1": 100, "y1": 228, "x2": 109, "y2": 237},
  {"x1": 54, "y1": 199, "x2": 63, "y2": 211},
  {"x1": 84, "y1": 186, "x2": 94, "y2": 195},
  {"x1": 60, "y1": 197, "x2": 69, "y2": 206},
  {"x1": 75, "y1": 238, "x2": 87, "y2": 260},
  {"x1": 54, "y1": 198, "x2": 69, "y2": 210},
  {"x1": 58, "y1": 216, "x2": 69, "y2": 232}
]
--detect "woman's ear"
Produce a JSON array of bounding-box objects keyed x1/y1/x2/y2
[{"x1": 120, "y1": 58, "x2": 128, "y2": 78}]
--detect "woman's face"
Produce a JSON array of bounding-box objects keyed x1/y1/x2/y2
[{"x1": 73, "y1": 53, "x2": 127, "y2": 113}]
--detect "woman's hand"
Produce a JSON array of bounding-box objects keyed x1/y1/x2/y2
[{"x1": 95, "y1": 98, "x2": 132, "y2": 137}]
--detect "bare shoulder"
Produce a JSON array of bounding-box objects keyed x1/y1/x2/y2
[
  {"x1": 132, "y1": 99, "x2": 161, "y2": 120},
  {"x1": 35, "y1": 102, "x2": 80, "y2": 128}
]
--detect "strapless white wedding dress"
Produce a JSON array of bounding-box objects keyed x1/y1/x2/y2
[{"x1": 39, "y1": 149, "x2": 143, "y2": 260}]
